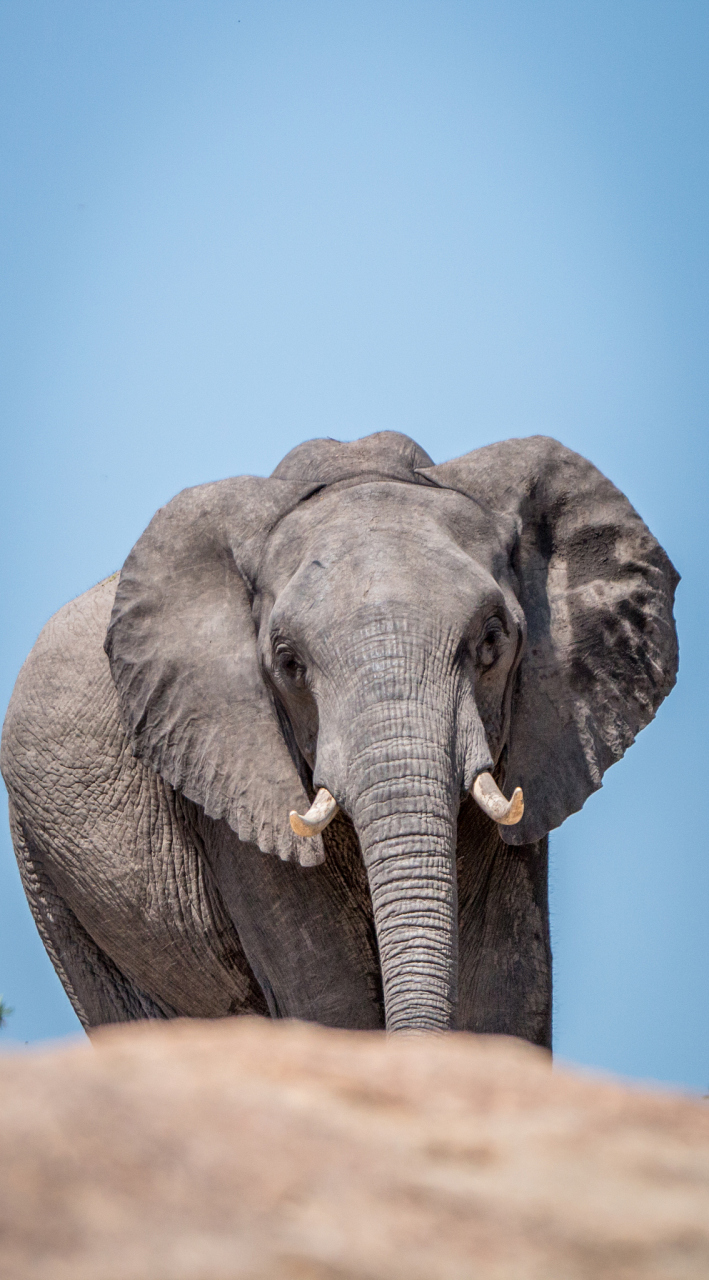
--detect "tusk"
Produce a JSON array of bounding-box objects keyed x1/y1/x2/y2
[
  {"x1": 290, "y1": 788, "x2": 339, "y2": 837},
  {"x1": 472, "y1": 771, "x2": 524, "y2": 826}
]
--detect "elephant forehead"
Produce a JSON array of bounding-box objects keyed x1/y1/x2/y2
[
  {"x1": 266, "y1": 532, "x2": 509, "y2": 649},
  {"x1": 262, "y1": 481, "x2": 506, "y2": 580}
]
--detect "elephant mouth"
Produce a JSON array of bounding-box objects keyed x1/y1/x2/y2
[{"x1": 289, "y1": 772, "x2": 524, "y2": 838}]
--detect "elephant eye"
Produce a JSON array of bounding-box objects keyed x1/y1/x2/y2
[
  {"x1": 477, "y1": 617, "x2": 505, "y2": 670},
  {"x1": 273, "y1": 643, "x2": 307, "y2": 686}
]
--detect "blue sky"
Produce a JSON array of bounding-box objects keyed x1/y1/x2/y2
[{"x1": 1, "y1": 1, "x2": 707, "y2": 1087}]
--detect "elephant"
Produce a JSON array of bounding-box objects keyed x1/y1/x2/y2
[{"x1": 1, "y1": 432, "x2": 679, "y2": 1043}]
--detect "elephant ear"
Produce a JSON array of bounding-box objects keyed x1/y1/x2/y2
[
  {"x1": 105, "y1": 476, "x2": 325, "y2": 866},
  {"x1": 419, "y1": 437, "x2": 679, "y2": 845}
]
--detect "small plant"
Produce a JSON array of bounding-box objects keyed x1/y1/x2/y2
[{"x1": 0, "y1": 996, "x2": 13, "y2": 1029}]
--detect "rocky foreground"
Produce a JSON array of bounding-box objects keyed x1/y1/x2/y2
[{"x1": 1, "y1": 1018, "x2": 708, "y2": 1279}]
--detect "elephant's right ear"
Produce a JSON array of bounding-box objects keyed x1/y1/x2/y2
[
  {"x1": 105, "y1": 477, "x2": 324, "y2": 866},
  {"x1": 419, "y1": 437, "x2": 679, "y2": 844}
]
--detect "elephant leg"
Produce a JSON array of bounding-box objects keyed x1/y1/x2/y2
[
  {"x1": 456, "y1": 795, "x2": 552, "y2": 1048},
  {"x1": 8, "y1": 769, "x2": 269, "y2": 1026},
  {"x1": 204, "y1": 810, "x2": 384, "y2": 1029},
  {"x1": 9, "y1": 803, "x2": 175, "y2": 1030}
]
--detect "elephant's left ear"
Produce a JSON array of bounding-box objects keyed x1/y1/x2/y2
[
  {"x1": 105, "y1": 476, "x2": 325, "y2": 866},
  {"x1": 419, "y1": 437, "x2": 680, "y2": 844}
]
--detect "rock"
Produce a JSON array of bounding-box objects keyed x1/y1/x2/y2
[{"x1": 0, "y1": 1018, "x2": 708, "y2": 1279}]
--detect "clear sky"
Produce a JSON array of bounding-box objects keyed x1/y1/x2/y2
[{"x1": 1, "y1": 1, "x2": 707, "y2": 1088}]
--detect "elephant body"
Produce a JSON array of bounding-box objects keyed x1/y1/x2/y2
[{"x1": 1, "y1": 433, "x2": 678, "y2": 1043}]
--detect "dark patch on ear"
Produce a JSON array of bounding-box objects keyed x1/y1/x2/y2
[
  {"x1": 569, "y1": 657, "x2": 597, "y2": 695},
  {"x1": 535, "y1": 512, "x2": 554, "y2": 560},
  {"x1": 563, "y1": 524, "x2": 622, "y2": 587},
  {"x1": 617, "y1": 597, "x2": 649, "y2": 632}
]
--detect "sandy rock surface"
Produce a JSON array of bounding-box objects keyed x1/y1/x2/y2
[{"x1": 0, "y1": 1017, "x2": 708, "y2": 1280}]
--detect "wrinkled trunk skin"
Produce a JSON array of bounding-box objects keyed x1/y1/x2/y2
[
  {"x1": 351, "y1": 719, "x2": 459, "y2": 1032},
  {"x1": 327, "y1": 620, "x2": 478, "y2": 1033}
]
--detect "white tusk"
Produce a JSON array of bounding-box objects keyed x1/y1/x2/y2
[
  {"x1": 472, "y1": 771, "x2": 524, "y2": 826},
  {"x1": 289, "y1": 788, "x2": 339, "y2": 838}
]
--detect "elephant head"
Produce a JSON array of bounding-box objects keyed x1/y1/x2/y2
[{"x1": 105, "y1": 432, "x2": 679, "y2": 1033}]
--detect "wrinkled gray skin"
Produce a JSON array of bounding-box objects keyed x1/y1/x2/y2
[{"x1": 1, "y1": 433, "x2": 679, "y2": 1041}]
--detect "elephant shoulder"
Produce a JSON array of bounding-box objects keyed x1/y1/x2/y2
[{"x1": 1, "y1": 575, "x2": 123, "y2": 794}]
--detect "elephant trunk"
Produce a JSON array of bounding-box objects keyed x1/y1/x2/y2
[
  {"x1": 314, "y1": 617, "x2": 493, "y2": 1033},
  {"x1": 354, "y1": 747, "x2": 459, "y2": 1032},
  {"x1": 339, "y1": 697, "x2": 469, "y2": 1031}
]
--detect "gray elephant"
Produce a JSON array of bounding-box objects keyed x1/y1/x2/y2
[{"x1": 1, "y1": 432, "x2": 678, "y2": 1043}]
